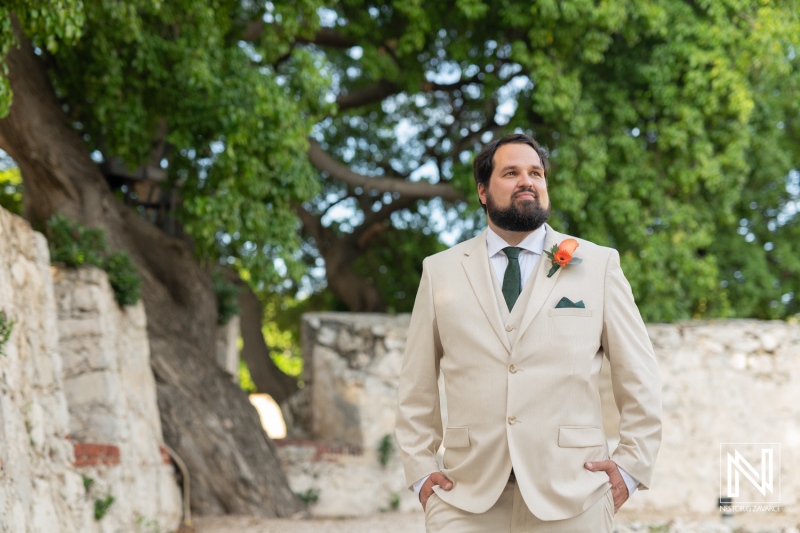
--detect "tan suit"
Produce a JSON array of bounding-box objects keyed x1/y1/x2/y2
[{"x1": 395, "y1": 224, "x2": 662, "y2": 521}]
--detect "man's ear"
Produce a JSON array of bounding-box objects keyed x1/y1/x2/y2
[{"x1": 477, "y1": 182, "x2": 487, "y2": 206}]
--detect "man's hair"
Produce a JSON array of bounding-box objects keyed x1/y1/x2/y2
[{"x1": 472, "y1": 133, "x2": 549, "y2": 209}]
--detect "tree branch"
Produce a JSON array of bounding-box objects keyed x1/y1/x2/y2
[
  {"x1": 423, "y1": 73, "x2": 482, "y2": 93},
  {"x1": 308, "y1": 139, "x2": 466, "y2": 202},
  {"x1": 375, "y1": 160, "x2": 408, "y2": 180},
  {"x1": 336, "y1": 80, "x2": 400, "y2": 111},
  {"x1": 296, "y1": 27, "x2": 356, "y2": 47},
  {"x1": 350, "y1": 195, "x2": 417, "y2": 248},
  {"x1": 242, "y1": 22, "x2": 355, "y2": 48},
  {"x1": 320, "y1": 191, "x2": 354, "y2": 217},
  {"x1": 294, "y1": 203, "x2": 325, "y2": 244},
  {"x1": 452, "y1": 99, "x2": 499, "y2": 155}
]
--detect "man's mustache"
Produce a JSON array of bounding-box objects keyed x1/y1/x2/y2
[{"x1": 513, "y1": 189, "x2": 538, "y2": 200}]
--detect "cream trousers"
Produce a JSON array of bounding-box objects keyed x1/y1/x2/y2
[{"x1": 424, "y1": 482, "x2": 614, "y2": 533}]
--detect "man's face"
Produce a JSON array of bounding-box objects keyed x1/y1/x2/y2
[{"x1": 478, "y1": 143, "x2": 550, "y2": 233}]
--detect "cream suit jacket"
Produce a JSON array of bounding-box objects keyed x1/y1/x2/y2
[{"x1": 395, "y1": 224, "x2": 662, "y2": 521}]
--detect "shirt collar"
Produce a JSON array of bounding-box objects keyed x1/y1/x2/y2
[{"x1": 486, "y1": 225, "x2": 547, "y2": 258}]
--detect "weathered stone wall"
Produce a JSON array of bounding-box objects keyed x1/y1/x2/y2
[
  {"x1": 216, "y1": 317, "x2": 240, "y2": 383},
  {"x1": 54, "y1": 267, "x2": 182, "y2": 531},
  {"x1": 0, "y1": 207, "x2": 181, "y2": 532},
  {"x1": 1, "y1": 200, "x2": 82, "y2": 531},
  {"x1": 277, "y1": 314, "x2": 418, "y2": 515},
  {"x1": 617, "y1": 321, "x2": 800, "y2": 517},
  {"x1": 281, "y1": 312, "x2": 800, "y2": 520}
]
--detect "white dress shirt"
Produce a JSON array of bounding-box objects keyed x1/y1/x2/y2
[
  {"x1": 486, "y1": 225, "x2": 547, "y2": 287},
  {"x1": 413, "y1": 226, "x2": 639, "y2": 500}
]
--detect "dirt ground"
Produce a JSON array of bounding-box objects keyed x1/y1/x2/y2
[
  {"x1": 192, "y1": 512, "x2": 424, "y2": 533},
  {"x1": 192, "y1": 510, "x2": 800, "y2": 533}
]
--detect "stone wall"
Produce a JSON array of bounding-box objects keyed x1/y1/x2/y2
[
  {"x1": 618, "y1": 321, "x2": 800, "y2": 517},
  {"x1": 216, "y1": 317, "x2": 240, "y2": 383},
  {"x1": 280, "y1": 312, "x2": 800, "y2": 520},
  {"x1": 277, "y1": 313, "x2": 418, "y2": 515},
  {"x1": 54, "y1": 267, "x2": 182, "y2": 531},
  {"x1": 0, "y1": 207, "x2": 181, "y2": 532}
]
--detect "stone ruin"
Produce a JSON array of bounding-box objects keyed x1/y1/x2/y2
[
  {"x1": 279, "y1": 312, "x2": 800, "y2": 522},
  {"x1": 1, "y1": 207, "x2": 181, "y2": 532}
]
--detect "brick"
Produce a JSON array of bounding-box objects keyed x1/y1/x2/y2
[
  {"x1": 73, "y1": 441, "x2": 121, "y2": 467},
  {"x1": 160, "y1": 445, "x2": 172, "y2": 465}
]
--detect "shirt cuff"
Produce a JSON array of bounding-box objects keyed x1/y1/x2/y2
[
  {"x1": 413, "y1": 475, "x2": 430, "y2": 499},
  {"x1": 617, "y1": 465, "x2": 639, "y2": 497}
]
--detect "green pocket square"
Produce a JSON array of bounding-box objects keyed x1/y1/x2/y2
[{"x1": 555, "y1": 297, "x2": 585, "y2": 309}]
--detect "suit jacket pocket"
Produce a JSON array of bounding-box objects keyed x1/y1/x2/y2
[
  {"x1": 558, "y1": 425, "x2": 605, "y2": 447},
  {"x1": 548, "y1": 308, "x2": 593, "y2": 317},
  {"x1": 442, "y1": 426, "x2": 470, "y2": 448}
]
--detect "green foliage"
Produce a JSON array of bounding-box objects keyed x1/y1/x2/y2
[
  {"x1": 310, "y1": 0, "x2": 800, "y2": 322},
  {"x1": 134, "y1": 516, "x2": 162, "y2": 533},
  {"x1": 0, "y1": 167, "x2": 22, "y2": 215},
  {"x1": 46, "y1": 214, "x2": 141, "y2": 306},
  {"x1": 295, "y1": 488, "x2": 319, "y2": 505},
  {"x1": 47, "y1": 213, "x2": 107, "y2": 267},
  {"x1": 378, "y1": 434, "x2": 394, "y2": 467},
  {"x1": 24, "y1": 415, "x2": 35, "y2": 447},
  {"x1": 256, "y1": 227, "x2": 446, "y2": 377},
  {"x1": 351, "y1": 227, "x2": 448, "y2": 314},
  {"x1": 257, "y1": 284, "x2": 364, "y2": 382},
  {"x1": 48, "y1": 1, "x2": 326, "y2": 291},
  {"x1": 261, "y1": 295, "x2": 307, "y2": 379},
  {"x1": 211, "y1": 271, "x2": 240, "y2": 325},
  {"x1": 81, "y1": 475, "x2": 94, "y2": 493},
  {"x1": 0, "y1": 310, "x2": 15, "y2": 357},
  {"x1": 389, "y1": 492, "x2": 401, "y2": 511},
  {"x1": 94, "y1": 494, "x2": 114, "y2": 521},
  {"x1": 0, "y1": 0, "x2": 85, "y2": 117},
  {"x1": 2, "y1": 0, "x2": 332, "y2": 299},
  {"x1": 3, "y1": 0, "x2": 799, "y2": 325},
  {"x1": 238, "y1": 359, "x2": 257, "y2": 394},
  {"x1": 105, "y1": 252, "x2": 142, "y2": 307}
]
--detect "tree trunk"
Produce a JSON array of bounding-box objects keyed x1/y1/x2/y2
[
  {"x1": 323, "y1": 243, "x2": 386, "y2": 312},
  {"x1": 237, "y1": 283, "x2": 298, "y2": 404},
  {"x1": 297, "y1": 208, "x2": 387, "y2": 312},
  {"x1": 0, "y1": 22, "x2": 303, "y2": 517}
]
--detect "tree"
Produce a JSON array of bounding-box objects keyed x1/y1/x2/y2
[
  {"x1": 3, "y1": 0, "x2": 799, "y2": 514},
  {"x1": 0, "y1": 0, "x2": 331, "y2": 516},
  {"x1": 292, "y1": 0, "x2": 800, "y2": 321}
]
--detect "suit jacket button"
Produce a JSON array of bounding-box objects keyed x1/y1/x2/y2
[
  {"x1": 509, "y1": 365, "x2": 517, "y2": 373},
  {"x1": 505, "y1": 325, "x2": 513, "y2": 332},
  {"x1": 507, "y1": 416, "x2": 517, "y2": 425}
]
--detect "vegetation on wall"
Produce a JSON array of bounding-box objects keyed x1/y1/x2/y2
[
  {"x1": 46, "y1": 214, "x2": 141, "y2": 306},
  {"x1": 93, "y1": 494, "x2": 115, "y2": 521},
  {"x1": 0, "y1": 309, "x2": 15, "y2": 357}
]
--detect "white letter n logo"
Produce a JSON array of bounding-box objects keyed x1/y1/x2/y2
[{"x1": 727, "y1": 448, "x2": 774, "y2": 497}]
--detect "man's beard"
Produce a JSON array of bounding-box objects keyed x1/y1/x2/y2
[{"x1": 486, "y1": 189, "x2": 550, "y2": 232}]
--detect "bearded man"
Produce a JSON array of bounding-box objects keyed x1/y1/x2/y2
[{"x1": 395, "y1": 133, "x2": 662, "y2": 532}]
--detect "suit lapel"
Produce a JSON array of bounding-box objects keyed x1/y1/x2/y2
[
  {"x1": 461, "y1": 231, "x2": 512, "y2": 354},
  {"x1": 517, "y1": 224, "x2": 563, "y2": 338}
]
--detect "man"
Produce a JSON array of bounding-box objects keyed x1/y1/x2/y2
[{"x1": 395, "y1": 133, "x2": 662, "y2": 532}]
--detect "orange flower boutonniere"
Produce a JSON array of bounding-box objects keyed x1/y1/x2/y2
[{"x1": 543, "y1": 238, "x2": 583, "y2": 277}]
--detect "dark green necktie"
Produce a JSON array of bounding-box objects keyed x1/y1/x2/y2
[{"x1": 502, "y1": 247, "x2": 522, "y2": 311}]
